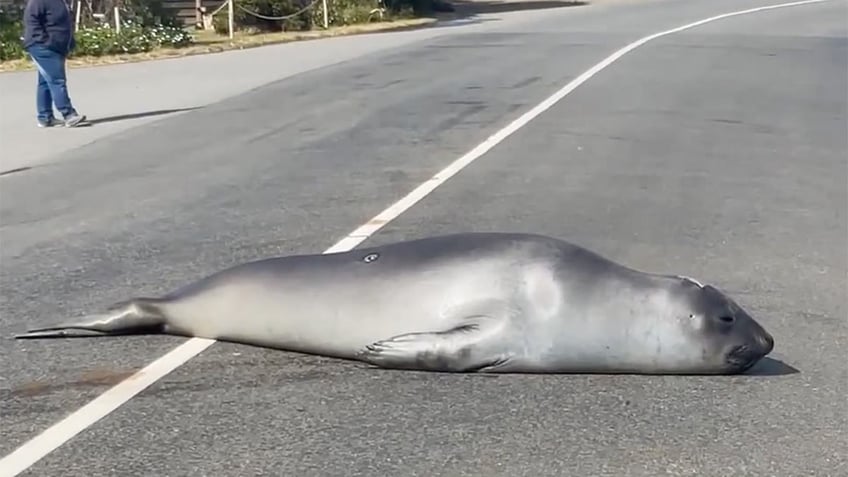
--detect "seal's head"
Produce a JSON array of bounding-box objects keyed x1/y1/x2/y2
[{"x1": 676, "y1": 277, "x2": 774, "y2": 374}]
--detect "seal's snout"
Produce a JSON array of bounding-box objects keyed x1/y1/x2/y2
[
  {"x1": 758, "y1": 330, "x2": 774, "y2": 356},
  {"x1": 748, "y1": 317, "x2": 774, "y2": 358},
  {"x1": 724, "y1": 322, "x2": 774, "y2": 373}
]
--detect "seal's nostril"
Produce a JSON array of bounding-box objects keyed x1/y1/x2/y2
[{"x1": 758, "y1": 333, "x2": 774, "y2": 353}]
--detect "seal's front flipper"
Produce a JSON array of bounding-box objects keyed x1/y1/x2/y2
[
  {"x1": 14, "y1": 298, "x2": 167, "y2": 340},
  {"x1": 357, "y1": 315, "x2": 513, "y2": 373}
]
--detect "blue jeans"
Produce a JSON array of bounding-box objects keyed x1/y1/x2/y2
[{"x1": 27, "y1": 44, "x2": 78, "y2": 122}]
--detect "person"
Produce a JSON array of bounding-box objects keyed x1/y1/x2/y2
[{"x1": 22, "y1": 0, "x2": 86, "y2": 128}]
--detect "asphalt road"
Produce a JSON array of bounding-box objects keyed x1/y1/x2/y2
[{"x1": 1, "y1": 0, "x2": 846, "y2": 475}]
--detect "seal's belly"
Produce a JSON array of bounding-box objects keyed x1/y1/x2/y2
[{"x1": 168, "y1": 264, "x2": 514, "y2": 357}]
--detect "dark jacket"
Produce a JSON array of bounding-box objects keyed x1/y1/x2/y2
[{"x1": 22, "y1": 0, "x2": 76, "y2": 55}]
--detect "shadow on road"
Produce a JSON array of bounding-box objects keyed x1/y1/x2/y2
[
  {"x1": 431, "y1": 0, "x2": 588, "y2": 25},
  {"x1": 452, "y1": 0, "x2": 587, "y2": 14},
  {"x1": 0, "y1": 166, "x2": 32, "y2": 177},
  {"x1": 744, "y1": 357, "x2": 800, "y2": 377},
  {"x1": 86, "y1": 107, "x2": 201, "y2": 126}
]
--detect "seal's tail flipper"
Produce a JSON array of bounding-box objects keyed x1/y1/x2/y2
[{"x1": 14, "y1": 298, "x2": 167, "y2": 340}]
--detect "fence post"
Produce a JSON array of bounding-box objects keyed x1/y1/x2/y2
[
  {"x1": 322, "y1": 0, "x2": 328, "y2": 28},
  {"x1": 228, "y1": 0, "x2": 234, "y2": 38}
]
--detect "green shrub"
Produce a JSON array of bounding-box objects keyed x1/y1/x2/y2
[
  {"x1": 72, "y1": 22, "x2": 194, "y2": 57},
  {"x1": 118, "y1": 0, "x2": 183, "y2": 28},
  {"x1": 0, "y1": 20, "x2": 193, "y2": 61},
  {"x1": 144, "y1": 24, "x2": 195, "y2": 48},
  {"x1": 310, "y1": 0, "x2": 402, "y2": 27},
  {"x1": 0, "y1": 0, "x2": 192, "y2": 62},
  {"x1": 0, "y1": 2, "x2": 25, "y2": 61}
]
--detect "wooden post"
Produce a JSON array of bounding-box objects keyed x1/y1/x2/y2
[
  {"x1": 227, "y1": 0, "x2": 234, "y2": 39},
  {"x1": 322, "y1": 0, "x2": 328, "y2": 29},
  {"x1": 74, "y1": 0, "x2": 81, "y2": 30}
]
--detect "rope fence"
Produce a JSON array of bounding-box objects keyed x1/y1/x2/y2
[
  {"x1": 205, "y1": 0, "x2": 388, "y2": 38},
  {"x1": 209, "y1": 0, "x2": 230, "y2": 16},
  {"x1": 173, "y1": 0, "x2": 322, "y2": 39},
  {"x1": 70, "y1": 0, "x2": 389, "y2": 41},
  {"x1": 235, "y1": 0, "x2": 322, "y2": 21}
]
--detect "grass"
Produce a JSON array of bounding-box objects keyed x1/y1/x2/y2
[{"x1": 0, "y1": 17, "x2": 437, "y2": 72}]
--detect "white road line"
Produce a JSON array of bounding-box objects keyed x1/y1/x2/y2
[{"x1": 0, "y1": 0, "x2": 831, "y2": 475}]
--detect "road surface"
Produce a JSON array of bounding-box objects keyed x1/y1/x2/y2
[{"x1": 1, "y1": 0, "x2": 845, "y2": 475}]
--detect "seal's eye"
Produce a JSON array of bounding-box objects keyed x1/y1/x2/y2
[
  {"x1": 717, "y1": 315, "x2": 735, "y2": 324},
  {"x1": 362, "y1": 253, "x2": 379, "y2": 263}
]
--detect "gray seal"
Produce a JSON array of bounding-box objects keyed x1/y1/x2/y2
[{"x1": 14, "y1": 232, "x2": 774, "y2": 374}]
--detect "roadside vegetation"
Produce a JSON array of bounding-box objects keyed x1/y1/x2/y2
[{"x1": 0, "y1": 0, "x2": 449, "y2": 69}]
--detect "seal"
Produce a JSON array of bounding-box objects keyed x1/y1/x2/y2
[{"x1": 14, "y1": 232, "x2": 774, "y2": 374}]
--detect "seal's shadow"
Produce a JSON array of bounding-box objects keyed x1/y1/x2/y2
[
  {"x1": 352, "y1": 357, "x2": 801, "y2": 378},
  {"x1": 741, "y1": 357, "x2": 799, "y2": 376}
]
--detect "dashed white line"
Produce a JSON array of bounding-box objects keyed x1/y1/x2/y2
[{"x1": 0, "y1": 0, "x2": 832, "y2": 475}]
